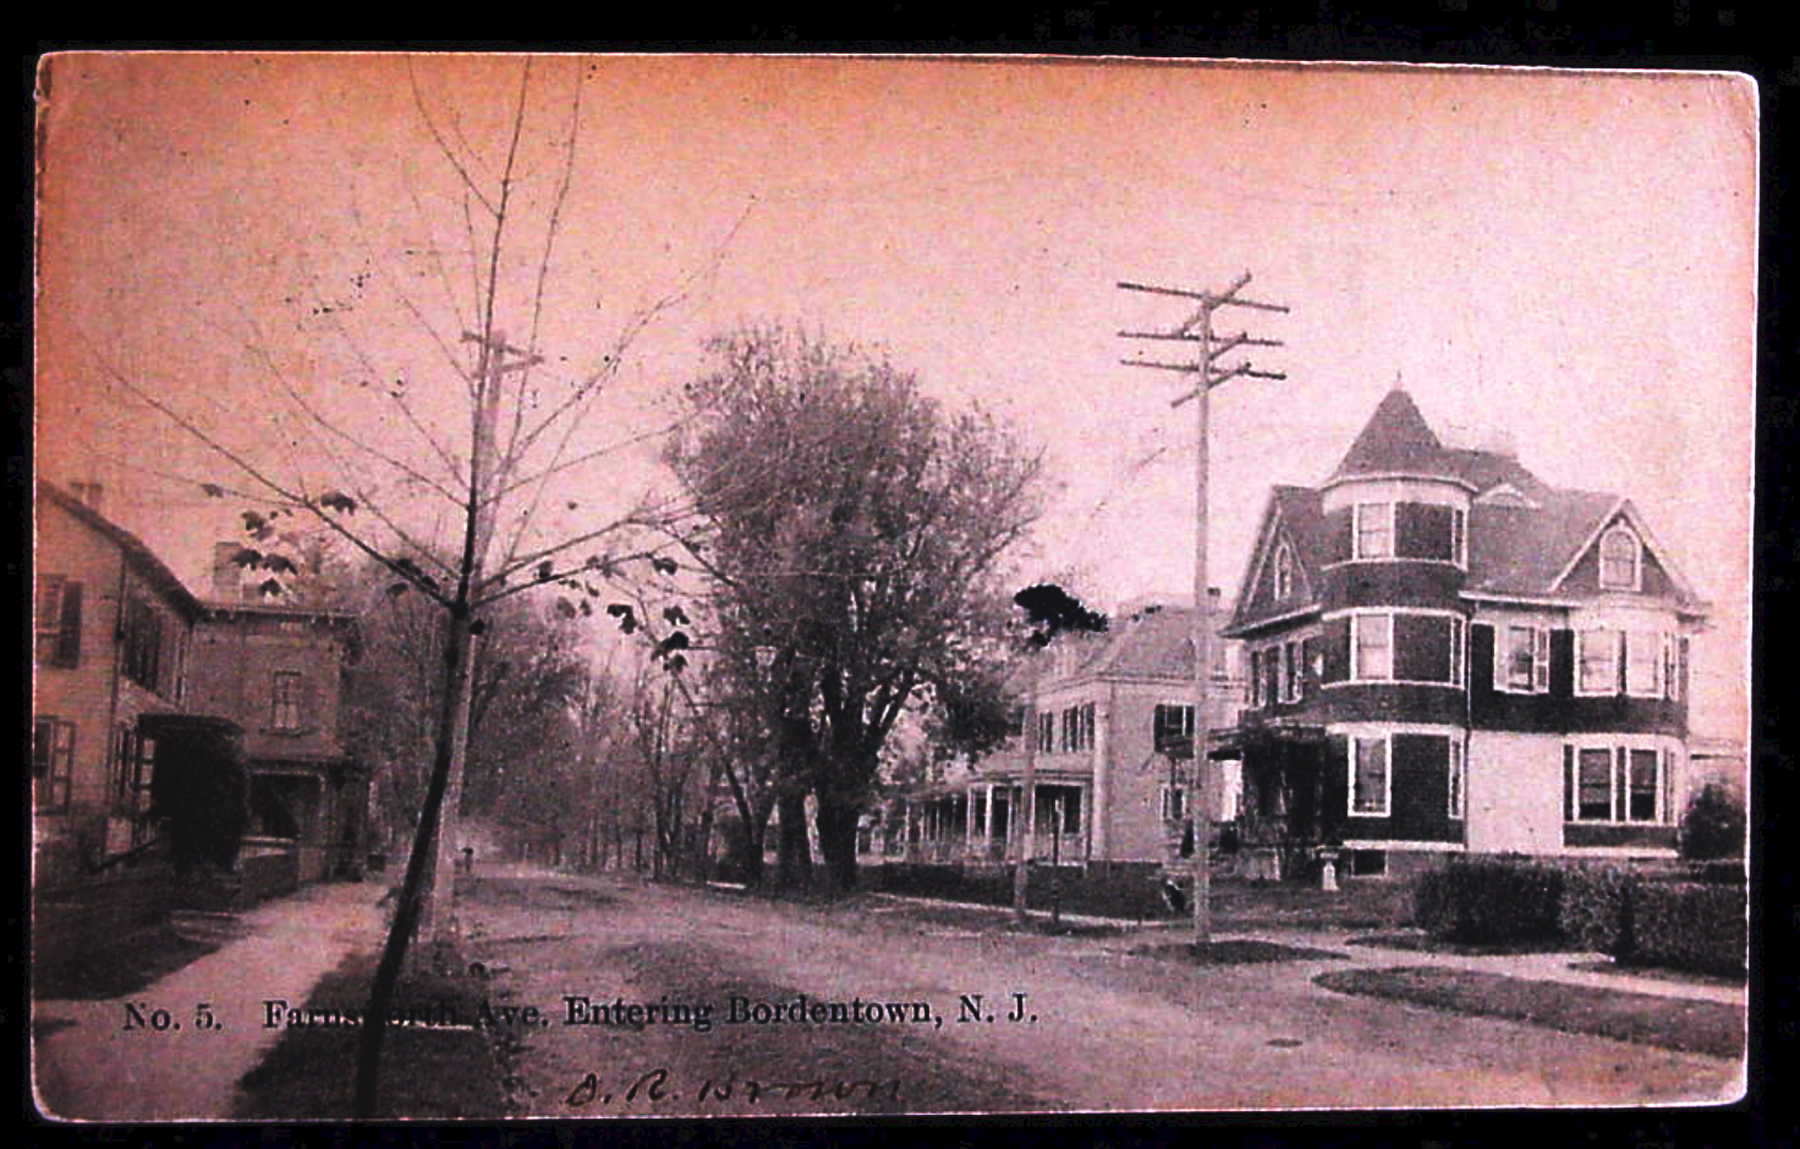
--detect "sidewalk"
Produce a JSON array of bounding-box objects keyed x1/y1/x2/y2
[
  {"x1": 32, "y1": 878, "x2": 388, "y2": 1122},
  {"x1": 1238, "y1": 926, "x2": 1747, "y2": 1006}
]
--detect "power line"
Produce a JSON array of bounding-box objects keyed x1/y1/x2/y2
[{"x1": 1118, "y1": 270, "x2": 1289, "y2": 943}]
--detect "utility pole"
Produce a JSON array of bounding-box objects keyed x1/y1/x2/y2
[{"x1": 1118, "y1": 272, "x2": 1288, "y2": 941}]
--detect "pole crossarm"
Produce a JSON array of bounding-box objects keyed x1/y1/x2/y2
[{"x1": 1117, "y1": 278, "x2": 1291, "y2": 314}]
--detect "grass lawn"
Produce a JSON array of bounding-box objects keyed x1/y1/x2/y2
[
  {"x1": 233, "y1": 944, "x2": 509, "y2": 1119},
  {"x1": 1314, "y1": 965, "x2": 1746, "y2": 1059},
  {"x1": 1139, "y1": 939, "x2": 1349, "y2": 964},
  {"x1": 1210, "y1": 877, "x2": 1417, "y2": 932}
]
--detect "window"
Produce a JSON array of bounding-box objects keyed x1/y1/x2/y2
[
  {"x1": 1160, "y1": 785, "x2": 1186, "y2": 821},
  {"x1": 1274, "y1": 544, "x2": 1296, "y2": 600},
  {"x1": 1599, "y1": 525, "x2": 1641, "y2": 590},
  {"x1": 1262, "y1": 649, "x2": 1280, "y2": 707},
  {"x1": 1502, "y1": 625, "x2": 1550, "y2": 693},
  {"x1": 1350, "y1": 735, "x2": 1390, "y2": 816},
  {"x1": 272, "y1": 671, "x2": 304, "y2": 731},
  {"x1": 1353, "y1": 614, "x2": 1393, "y2": 681},
  {"x1": 1574, "y1": 748, "x2": 1613, "y2": 820},
  {"x1": 32, "y1": 717, "x2": 76, "y2": 812},
  {"x1": 1061, "y1": 703, "x2": 1095, "y2": 753},
  {"x1": 122, "y1": 595, "x2": 167, "y2": 692},
  {"x1": 1282, "y1": 641, "x2": 1301, "y2": 702},
  {"x1": 1663, "y1": 634, "x2": 1686, "y2": 702},
  {"x1": 1036, "y1": 712, "x2": 1055, "y2": 754},
  {"x1": 1247, "y1": 649, "x2": 1261, "y2": 707},
  {"x1": 1576, "y1": 629, "x2": 1621, "y2": 695},
  {"x1": 1624, "y1": 631, "x2": 1662, "y2": 697},
  {"x1": 1450, "y1": 617, "x2": 1465, "y2": 687},
  {"x1": 1447, "y1": 738, "x2": 1465, "y2": 820},
  {"x1": 1153, "y1": 703, "x2": 1194, "y2": 756},
  {"x1": 1452, "y1": 507, "x2": 1467, "y2": 567},
  {"x1": 1353, "y1": 502, "x2": 1393, "y2": 559},
  {"x1": 1565, "y1": 745, "x2": 1666, "y2": 824},
  {"x1": 1628, "y1": 749, "x2": 1659, "y2": 822},
  {"x1": 36, "y1": 575, "x2": 83, "y2": 667}
]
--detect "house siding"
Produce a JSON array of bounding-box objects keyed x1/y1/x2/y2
[{"x1": 1321, "y1": 561, "x2": 1465, "y2": 611}]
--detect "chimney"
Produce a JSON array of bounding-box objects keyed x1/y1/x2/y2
[
  {"x1": 212, "y1": 541, "x2": 244, "y2": 602},
  {"x1": 69, "y1": 481, "x2": 104, "y2": 512}
]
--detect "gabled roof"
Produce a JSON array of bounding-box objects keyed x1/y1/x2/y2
[
  {"x1": 1224, "y1": 390, "x2": 1705, "y2": 629},
  {"x1": 37, "y1": 481, "x2": 205, "y2": 617}
]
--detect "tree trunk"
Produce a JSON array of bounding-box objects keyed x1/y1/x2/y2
[
  {"x1": 815, "y1": 794, "x2": 861, "y2": 892},
  {"x1": 775, "y1": 788, "x2": 812, "y2": 889},
  {"x1": 354, "y1": 605, "x2": 473, "y2": 1117}
]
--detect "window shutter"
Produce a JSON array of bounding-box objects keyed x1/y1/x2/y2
[
  {"x1": 1468, "y1": 623, "x2": 1495, "y2": 700},
  {"x1": 1563, "y1": 745, "x2": 1574, "y2": 821},
  {"x1": 53, "y1": 582, "x2": 83, "y2": 668},
  {"x1": 1533, "y1": 627, "x2": 1550, "y2": 693},
  {"x1": 1549, "y1": 629, "x2": 1575, "y2": 698}
]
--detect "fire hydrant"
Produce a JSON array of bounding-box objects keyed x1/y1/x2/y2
[{"x1": 1320, "y1": 858, "x2": 1339, "y2": 891}]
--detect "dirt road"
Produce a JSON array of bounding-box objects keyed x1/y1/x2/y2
[{"x1": 458, "y1": 867, "x2": 1741, "y2": 1116}]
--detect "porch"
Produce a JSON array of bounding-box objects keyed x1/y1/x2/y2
[{"x1": 898, "y1": 779, "x2": 1090, "y2": 866}]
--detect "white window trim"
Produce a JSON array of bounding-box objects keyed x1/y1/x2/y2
[
  {"x1": 1350, "y1": 612, "x2": 1393, "y2": 682},
  {"x1": 1274, "y1": 543, "x2": 1295, "y2": 601},
  {"x1": 1598, "y1": 524, "x2": 1644, "y2": 592},
  {"x1": 1623, "y1": 630, "x2": 1664, "y2": 698},
  {"x1": 1452, "y1": 506, "x2": 1468, "y2": 570},
  {"x1": 1349, "y1": 732, "x2": 1392, "y2": 818},
  {"x1": 1352, "y1": 501, "x2": 1396, "y2": 561},
  {"x1": 1447, "y1": 737, "x2": 1465, "y2": 820},
  {"x1": 1327, "y1": 608, "x2": 1468, "y2": 689},
  {"x1": 1564, "y1": 739, "x2": 1671, "y2": 826},
  {"x1": 1574, "y1": 628, "x2": 1622, "y2": 697},
  {"x1": 1495, "y1": 624, "x2": 1552, "y2": 695}
]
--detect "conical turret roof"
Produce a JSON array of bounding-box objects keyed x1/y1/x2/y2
[{"x1": 1332, "y1": 387, "x2": 1455, "y2": 480}]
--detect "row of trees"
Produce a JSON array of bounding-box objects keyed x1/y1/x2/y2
[{"x1": 96, "y1": 59, "x2": 1043, "y2": 1110}]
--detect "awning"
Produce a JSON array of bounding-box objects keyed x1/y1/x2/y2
[{"x1": 1206, "y1": 721, "x2": 1327, "y2": 760}]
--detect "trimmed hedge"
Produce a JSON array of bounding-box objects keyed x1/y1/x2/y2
[
  {"x1": 1423, "y1": 856, "x2": 1747, "y2": 977},
  {"x1": 1559, "y1": 865, "x2": 1640, "y2": 954},
  {"x1": 869, "y1": 861, "x2": 1175, "y2": 920},
  {"x1": 1414, "y1": 857, "x2": 1566, "y2": 944},
  {"x1": 1631, "y1": 882, "x2": 1747, "y2": 977}
]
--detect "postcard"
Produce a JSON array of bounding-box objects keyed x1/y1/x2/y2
[{"x1": 30, "y1": 52, "x2": 1752, "y2": 1119}]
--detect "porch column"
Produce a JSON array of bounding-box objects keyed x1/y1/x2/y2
[{"x1": 1092, "y1": 686, "x2": 1114, "y2": 860}]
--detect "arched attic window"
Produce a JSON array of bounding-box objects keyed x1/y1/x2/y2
[
  {"x1": 1598, "y1": 524, "x2": 1642, "y2": 591},
  {"x1": 1274, "y1": 543, "x2": 1296, "y2": 601}
]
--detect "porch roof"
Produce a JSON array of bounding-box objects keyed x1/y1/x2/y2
[{"x1": 1206, "y1": 720, "x2": 1327, "y2": 760}]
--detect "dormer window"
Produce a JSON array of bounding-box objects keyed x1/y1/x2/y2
[
  {"x1": 1274, "y1": 544, "x2": 1296, "y2": 600},
  {"x1": 1599, "y1": 525, "x2": 1642, "y2": 591}
]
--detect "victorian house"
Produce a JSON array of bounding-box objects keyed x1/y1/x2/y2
[{"x1": 1213, "y1": 388, "x2": 1706, "y2": 878}]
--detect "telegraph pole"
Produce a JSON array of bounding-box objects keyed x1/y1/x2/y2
[{"x1": 1118, "y1": 272, "x2": 1288, "y2": 941}]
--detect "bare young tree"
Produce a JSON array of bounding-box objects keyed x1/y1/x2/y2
[{"x1": 76, "y1": 58, "x2": 732, "y2": 1117}]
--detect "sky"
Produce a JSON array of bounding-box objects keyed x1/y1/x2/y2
[{"x1": 33, "y1": 53, "x2": 1756, "y2": 740}]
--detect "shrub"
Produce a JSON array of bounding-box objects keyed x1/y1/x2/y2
[
  {"x1": 1415, "y1": 857, "x2": 1566, "y2": 944},
  {"x1": 1681, "y1": 782, "x2": 1746, "y2": 861},
  {"x1": 1630, "y1": 881, "x2": 1747, "y2": 976},
  {"x1": 1559, "y1": 865, "x2": 1639, "y2": 955}
]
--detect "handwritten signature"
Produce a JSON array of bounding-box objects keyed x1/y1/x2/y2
[{"x1": 565, "y1": 1067, "x2": 901, "y2": 1108}]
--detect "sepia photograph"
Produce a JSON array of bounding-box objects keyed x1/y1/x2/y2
[{"x1": 29, "y1": 52, "x2": 1754, "y2": 1119}]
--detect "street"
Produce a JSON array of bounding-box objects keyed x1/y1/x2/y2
[{"x1": 458, "y1": 866, "x2": 1742, "y2": 1116}]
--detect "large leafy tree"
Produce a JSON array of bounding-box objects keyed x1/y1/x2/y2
[{"x1": 665, "y1": 327, "x2": 1043, "y2": 891}]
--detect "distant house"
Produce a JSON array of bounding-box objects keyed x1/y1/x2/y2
[
  {"x1": 32, "y1": 482, "x2": 366, "y2": 905},
  {"x1": 893, "y1": 596, "x2": 1243, "y2": 877},
  {"x1": 1214, "y1": 388, "x2": 1707, "y2": 878}
]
